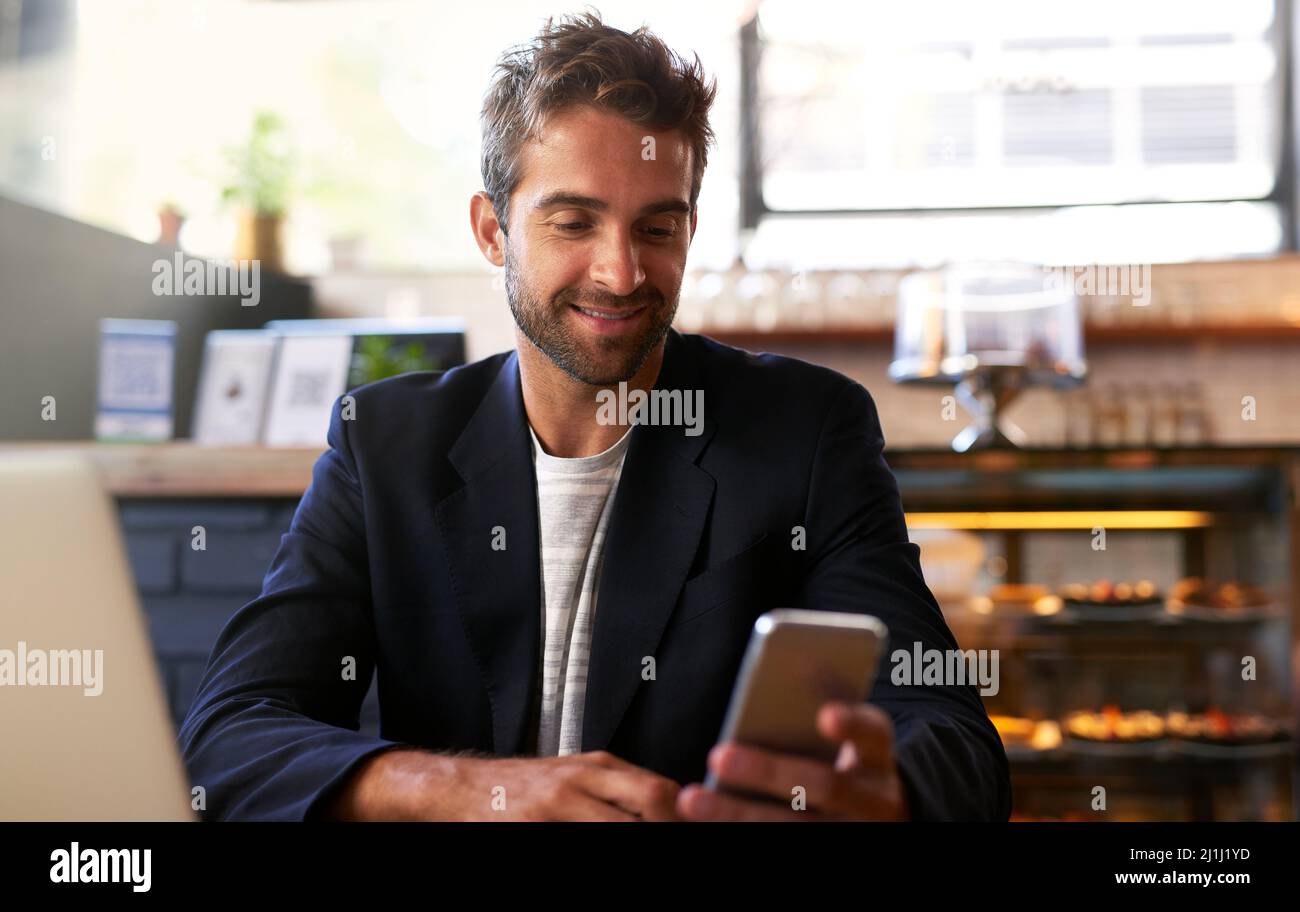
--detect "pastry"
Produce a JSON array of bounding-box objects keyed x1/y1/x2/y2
[
  {"x1": 991, "y1": 715, "x2": 1062, "y2": 751},
  {"x1": 1168, "y1": 579, "x2": 1272, "y2": 616},
  {"x1": 1166, "y1": 710, "x2": 1288, "y2": 745},
  {"x1": 1066, "y1": 706, "x2": 1165, "y2": 742},
  {"x1": 1060, "y1": 579, "x2": 1161, "y2": 608}
]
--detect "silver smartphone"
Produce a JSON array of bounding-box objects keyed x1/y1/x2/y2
[{"x1": 704, "y1": 609, "x2": 888, "y2": 793}]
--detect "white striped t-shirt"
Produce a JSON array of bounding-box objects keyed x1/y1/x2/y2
[{"x1": 527, "y1": 423, "x2": 633, "y2": 757}]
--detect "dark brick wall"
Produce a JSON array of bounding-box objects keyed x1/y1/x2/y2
[{"x1": 118, "y1": 498, "x2": 381, "y2": 737}]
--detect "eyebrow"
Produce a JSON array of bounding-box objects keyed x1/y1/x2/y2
[{"x1": 532, "y1": 192, "x2": 691, "y2": 217}]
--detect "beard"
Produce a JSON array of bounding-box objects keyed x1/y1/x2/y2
[{"x1": 503, "y1": 244, "x2": 677, "y2": 386}]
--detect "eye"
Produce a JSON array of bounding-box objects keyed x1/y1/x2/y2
[
  {"x1": 642, "y1": 224, "x2": 677, "y2": 239},
  {"x1": 555, "y1": 222, "x2": 590, "y2": 233}
]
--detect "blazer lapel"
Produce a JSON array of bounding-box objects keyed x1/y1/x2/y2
[
  {"x1": 434, "y1": 351, "x2": 542, "y2": 757},
  {"x1": 581, "y1": 330, "x2": 718, "y2": 752}
]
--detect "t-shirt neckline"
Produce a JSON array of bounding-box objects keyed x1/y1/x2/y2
[{"x1": 527, "y1": 422, "x2": 633, "y2": 471}]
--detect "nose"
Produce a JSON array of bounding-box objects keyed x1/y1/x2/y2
[{"x1": 588, "y1": 226, "x2": 646, "y2": 298}]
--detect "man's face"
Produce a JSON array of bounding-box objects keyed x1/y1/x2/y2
[{"x1": 501, "y1": 105, "x2": 696, "y2": 386}]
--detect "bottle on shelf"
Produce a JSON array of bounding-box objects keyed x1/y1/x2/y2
[
  {"x1": 825, "y1": 272, "x2": 869, "y2": 327},
  {"x1": 1062, "y1": 388, "x2": 1093, "y2": 449},
  {"x1": 735, "y1": 269, "x2": 778, "y2": 331},
  {"x1": 779, "y1": 267, "x2": 824, "y2": 329},
  {"x1": 1176, "y1": 382, "x2": 1211, "y2": 446},
  {"x1": 1151, "y1": 383, "x2": 1181, "y2": 448},
  {"x1": 1093, "y1": 384, "x2": 1127, "y2": 448},
  {"x1": 1126, "y1": 382, "x2": 1152, "y2": 447}
]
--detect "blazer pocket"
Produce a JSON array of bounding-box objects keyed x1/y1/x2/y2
[{"x1": 672, "y1": 533, "x2": 770, "y2": 625}]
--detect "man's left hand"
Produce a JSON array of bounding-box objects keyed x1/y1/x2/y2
[{"x1": 676, "y1": 701, "x2": 910, "y2": 821}]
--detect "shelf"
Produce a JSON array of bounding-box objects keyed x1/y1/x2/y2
[
  {"x1": 888, "y1": 446, "x2": 1300, "y2": 511},
  {"x1": 1006, "y1": 744, "x2": 1294, "y2": 768},
  {"x1": 944, "y1": 609, "x2": 1285, "y2": 663},
  {"x1": 884, "y1": 445, "x2": 1300, "y2": 469},
  {"x1": 1, "y1": 441, "x2": 1296, "y2": 500},
  {"x1": 696, "y1": 322, "x2": 1300, "y2": 347}
]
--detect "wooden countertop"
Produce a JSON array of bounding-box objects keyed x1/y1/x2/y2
[{"x1": 0, "y1": 441, "x2": 324, "y2": 497}]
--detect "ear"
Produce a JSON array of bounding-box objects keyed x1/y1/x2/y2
[{"x1": 470, "y1": 191, "x2": 507, "y2": 267}]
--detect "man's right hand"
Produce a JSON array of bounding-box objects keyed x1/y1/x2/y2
[{"x1": 324, "y1": 747, "x2": 682, "y2": 821}]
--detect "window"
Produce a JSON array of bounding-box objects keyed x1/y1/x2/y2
[{"x1": 743, "y1": 0, "x2": 1292, "y2": 268}]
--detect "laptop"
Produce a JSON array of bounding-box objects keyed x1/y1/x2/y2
[{"x1": 0, "y1": 454, "x2": 196, "y2": 821}]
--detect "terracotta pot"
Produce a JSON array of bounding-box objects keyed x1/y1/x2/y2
[
  {"x1": 234, "y1": 208, "x2": 284, "y2": 273},
  {"x1": 157, "y1": 206, "x2": 185, "y2": 247}
]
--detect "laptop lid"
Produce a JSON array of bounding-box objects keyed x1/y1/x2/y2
[{"x1": 0, "y1": 454, "x2": 196, "y2": 821}]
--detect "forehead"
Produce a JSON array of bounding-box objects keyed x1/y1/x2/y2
[{"x1": 513, "y1": 105, "x2": 693, "y2": 209}]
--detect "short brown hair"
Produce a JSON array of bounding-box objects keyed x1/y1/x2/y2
[{"x1": 480, "y1": 10, "x2": 717, "y2": 235}]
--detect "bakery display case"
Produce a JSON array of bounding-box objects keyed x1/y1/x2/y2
[{"x1": 890, "y1": 446, "x2": 1299, "y2": 821}]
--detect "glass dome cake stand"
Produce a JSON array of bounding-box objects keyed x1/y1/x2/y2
[{"x1": 889, "y1": 263, "x2": 1088, "y2": 452}]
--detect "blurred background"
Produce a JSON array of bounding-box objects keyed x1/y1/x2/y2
[{"x1": 1, "y1": 0, "x2": 1298, "y2": 821}]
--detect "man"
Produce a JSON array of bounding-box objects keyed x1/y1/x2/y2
[{"x1": 179, "y1": 12, "x2": 1011, "y2": 822}]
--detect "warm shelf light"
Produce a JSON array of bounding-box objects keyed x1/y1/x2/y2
[{"x1": 905, "y1": 511, "x2": 1213, "y2": 530}]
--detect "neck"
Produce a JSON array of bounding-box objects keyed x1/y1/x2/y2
[{"x1": 517, "y1": 333, "x2": 666, "y2": 457}]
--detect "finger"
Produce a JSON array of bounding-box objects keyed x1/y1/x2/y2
[
  {"x1": 572, "y1": 764, "x2": 681, "y2": 821},
  {"x1": 818, "y1": 702, "x2": 894, "y2": 772},
  {"x1": 708, "y1": 741, "x2": 899, "y2": 817},
  {"x1": 677, "y1": 784, "x2": 814, "y2": 822},
  {"x1": 706, "y1": 742, "x2": 840, "y2": 808},
  {"x1": 576, "y1": 750, "x2": 682, "y2": 793}
]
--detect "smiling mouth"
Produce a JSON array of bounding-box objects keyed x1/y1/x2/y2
[{"x1": 570, "y1": 303, "x2": 646, "y2": 321}]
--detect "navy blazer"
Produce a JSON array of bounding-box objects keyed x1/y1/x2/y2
[{"x1": 179, "y1": 329, "x2": 1011, "y2": 821}]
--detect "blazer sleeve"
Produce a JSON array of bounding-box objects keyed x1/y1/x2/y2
[
  {"x1": 794, "y1": 379, "x2": 1012, "y2": 821},
  {"x1": 178, "y1": 396, "x2": 407, "y2": 821}
]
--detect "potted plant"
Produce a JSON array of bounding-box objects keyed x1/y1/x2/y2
[
  {"x1": 222, "y1": 110, "x2": 293, "y2": 272},
  {"x1": 349, "y1": 336, "x2": 440, "y2": 386},
  {"x1": 156, "y1": 200, "x2": 185, "y2": 247}
]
